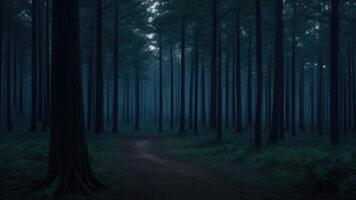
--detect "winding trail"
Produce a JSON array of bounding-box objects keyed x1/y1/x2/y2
[{"x1": 104, "y1": 135, "x2": 251, "y2": 200}]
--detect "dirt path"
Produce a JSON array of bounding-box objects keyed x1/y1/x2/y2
[{"x1": 104, "y1": 135, "x2": 252, "y2": 200}]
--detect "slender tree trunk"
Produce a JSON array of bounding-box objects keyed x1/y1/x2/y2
[
  {"x1": 194, "y1": 29, "x2": 199, "y2": 133},
  {"x1": 217, "y1": 30, "x2": 222, "y2": 142},
  {"x1": 318, "y1": 31, "x2": 323, "y2": 134},
  {"x1": 30, "y1": 0, "x2": 38, "y2": 131},
  {"x1": 225, "y1": 48, "x2": 229, "y2": 129},
  {"x1": 201, "y1": 60, "x2": 206, "y2": 127},
  {"x1": 330, "y1": 0, "x2": 339, "y2": 145},
  {"x1": 179, "y1": 17, "x2": 186, "y2": 133},
  {"x1": 255, "y1": 0, "x2": 262, "y2": 149},
  {"x1": 158, "y1": 33, "x2": 163, "y2": 132},
  {"x1": 231, "y1": 41, "x2": 236, "y2": 127},
  {"x1": 189, "y1": 56, "x2": 194, "y2": 129},
  {"x1": 13, "y1": 42, "x2": 17, "y2": 112},
  {"x1": 210, "y1": 0, "x2": 217, "y2": 129},
  {"x1": 87, "y1": 9, "x2": 94, "y2": 132},
  {"x1": 300, "y1": 60, "x2": 305, "y2": 132},
  {"x1": 38, "y1": 3, "x2": 43, "y2": 122},
  {"x1": 235, "y1": 10, "x2": 242, "y2": 133},
  {"x1": 126, "y1": 78, "x2": 130, "y2": 125},
  {"x1": 269, "y1": 0, "x2": 284, "y2": 143},
  {"x1": 19, "y1": 53, "x2": 24, "y2": 115},
  {"x1": 6, "y1": 28, "x2": 12, "y2": 132},
  {"x1": 0, "y1": 0, "x2": 3, "y2": 117},
  {"x1": 247, "y1": 18, "x2": 253, "y2": 128},
  {"x1": 170, "y1": 46, "x2": 174, "y2": 129},
  {"x1": 135, "y1": 63, "x2": 140, "y2": 130},
  {"x1": 291, "y1": 0, "x2": 297, "y2": 136},
  {"x1": 94, "y1": 0, "x2": 104, "y2": 134},
  {"x1": 39, "y1": 0, "x2": 104, "y2": 192},
  {"x1": 112, "y1": 0, "x2": 119, "y2": 133},
  {"x1": 42, "y1": 0, "x2": 50, "y2": 131}
]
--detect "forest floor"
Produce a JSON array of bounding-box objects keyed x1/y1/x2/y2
[{"x1": 0, "y1": 126, "x2": 356, "y2": 200}]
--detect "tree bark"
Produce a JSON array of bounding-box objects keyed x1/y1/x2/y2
[
  {"x1": 179, "y1": 17, "x2": 186, "y2": 133},
  {"x1": 210, "y1": 0, "x2": 217, "y2": 129},
  {"x1": 112, "y1": 0, "x2": 119, "y2": 133},
  {"x1": 39, "y1": 0, "x2": 104, "y2": 193},
  {"x1": 269, "y1": 0, "x2": 284, "y2": 143},
  {"x1": 30, "y1": 0, "x2": 38, "y2": 131},
  {"x1": 235, "y1": 10, "x2": 242, "y2": 133},
  {"x1": 94, "y1": 0, "x2": 104, "y2": 134},
  {"x1": 194, "y1": 29, "x2": 199, "y2": 134},
  {"x1": 170, "y1": 46, "x2": 174, "y2": 129},
  {"x1": 158, "y1": 33, "x2": 163, "y2": 132},
  {"x1": 330, "y1": 0, "x2": 339, "y2": 145},
  {"x1": 255, "y1": 0, "x2": 262, "y2": 149}
]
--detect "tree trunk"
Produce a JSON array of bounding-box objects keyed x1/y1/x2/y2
[
  {"x1": 38, "y1": 2, "x2": 43, "y2": 122},
  {"x1": 201, "y1": 60, "x2": 206, "y2": 127},
  {"x1": 179, "y1": 17, "x2": 186, "y2": 133},
  {"x1": 0, "y1": 0, "x2": 2, "y2": 116},
  {"x1": 42, "y1": 0, "x2": 50, "y2": 131},
  {"x1": 6, "y1": 26, "x2": 12, "y2": 132},
  {"x1": 330, "y1": 0, "x2": 339, "y2": 145},
  {"x1": 112, "y1": 0, "x2": 119, "y2": 133},
  {"x1": 247, "y1": 18, "x2": 253, "y2": 128},
  {"x1": 39, "y1": 0, "x2": 104, "y2": 193},
  {"x1": 300, "y1": 59, "x2": 305, "y2": 132},
  {"x1": 170, "y1": 46, "x2": 174, "y2": 129},
  {"x1": 235, "y1": 10, "x2": 242, "y2": 133},
  {"x1": 225, "y1": 47, "x2": 229, "y2": 129},
  {"x1": 194, "y1": 29, "x2": 199, "y2": 134},
  {"x1": 30, "y1": 0, "x2": 38, "y2": 131},
  {"x1": 217, "y1": 30, "x2": 222, "y2": 142},
  {"x1": 291, "y1": 0, "x2": 297, "y2": 136},
  {"x1": 189, "y1": 56, "x2": 194, "y2": 129},
  {"x1": 255, "y1": 0, "x2": 262, "y2": 149},
  {"x1": 94, "y1": 0, "x2": 104, "y2": 134},
  {"x1": 13, "y1": 42, "x2": 17, "y2": 112},
  {"x1": 135, "y1": 63, "x2": 140, "y2": 130},
  {"x1": 269, "y1": 0, "x2": 284, "y2": 143},
  {"x1": 87, "y1": 7, "x2": 94, "y2": 132},
  {"x1": 210, "y1": 0, "x2": 217, "y2": 129},
  {"x1": 158, "y1": 33, "x2": 163, "y2": 132}
]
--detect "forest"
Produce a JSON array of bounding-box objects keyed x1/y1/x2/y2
[{"x1": 0, "y1": 0, "x2": 355, "y2": 199}]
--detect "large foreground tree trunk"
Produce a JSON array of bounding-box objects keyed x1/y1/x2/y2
[{"x1": 39, "y1": 0, "x2": 104, "y2": 194}]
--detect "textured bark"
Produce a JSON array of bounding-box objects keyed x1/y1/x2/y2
[
  {"x1": 30, "y1": 0, "x2": 38, "y2": 131},
  {"x1": 39, "y1": 0, "x2": 104, "y2": 193},
  {"x1": 94, "y1": 0, "x2": 104, "y2": 134},
  {"x1": 255, "y1": 0, "x2": 262, "y2": 149},
  {"x1": 330, "y1": 0, "x2": 339, "y2": 145},
  {"x1": 42, "y1": 0, "x2": 50, "y2": 131}
]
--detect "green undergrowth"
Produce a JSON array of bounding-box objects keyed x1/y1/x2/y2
[
  {"x1": 164, "y1": 131, "x2": 356, "y2": 199},
  {"x1": 0, "y1": 132, "x2": 124, "y2": 199}
]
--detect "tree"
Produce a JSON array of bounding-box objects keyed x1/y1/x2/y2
[
  {"x1": 291, "y1": 0, "x2": 297, "y2": 136},
  {"x1": 210, "y1": 0, "x2": 217, "y2": 129},
  {"x1": 269, "y1": 0, "x2": 284, "y2": 143},
  {"x1": 255, "y1": 0, "x2": 262, "y2": 149},
  {"x1": 170, "y1": 46, "x2": 174, "y2": 129},
  {"x1": 194, "y1": 28, "x2": 199, "y2": 134},
  {"x1": 39, "y1": 0, "x2": 103, "y2": 193},
  {"x1": 94, "y1": 0, "x2": 104, "y2": 134},
  {"x1": 0, "y1": 0, "x2": 2, "y2": 117},
  {"x1": 179, "y1": 17, "x2": 186, "y2": 133},
  {"x1": 330, "y1": 0, "x2": 339, "y2": 145},
  {"x1": 6, "y1": 23, "x2": 12, "y2": 132},
  {"x1": 235, "y1": 10, "x2": 242, "y2": 133},
  {"x1": 158, "y1": 32, "x2": 163, "y2": 132},
  {"x1": 112, "y1": 0, "x2": 119, "y2": 133},
  {"x1": 30, "y1": 0, "x2": 38, "y2": 132}
]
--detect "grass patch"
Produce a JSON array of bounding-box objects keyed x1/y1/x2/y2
[{"x1": 164, "y1": 131, "x2": 356, "y2": 199}]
